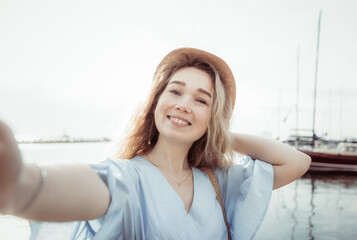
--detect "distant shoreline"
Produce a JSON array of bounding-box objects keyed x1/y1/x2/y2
[{"x1": 17, "y1": 138, "x2": 111, "y2": 144}]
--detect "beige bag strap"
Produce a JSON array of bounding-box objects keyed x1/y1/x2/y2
[{"x1": 202, "y1": 168, "x2": 232, "y2": 240}]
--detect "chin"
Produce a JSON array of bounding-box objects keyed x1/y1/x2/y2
[
  {"x1": 161, "y1": 133, "x2": 194, "y2": 146},
  {"x1": 158, "y1": 126, "x2": 204, "y2": 145}
]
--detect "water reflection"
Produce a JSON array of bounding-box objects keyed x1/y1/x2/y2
[
  {"x1": 291, "y1": 180, "x2": 298, "y2": 240},
  {"x1": 308, "y1": 176, "x2": 315, "y2": 240},
  {"x1": 256, "y1": 172, "x2": 357, "y2": 240}
]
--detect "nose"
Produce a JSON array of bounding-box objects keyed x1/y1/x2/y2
[{"x1": 175, "y1": 102, "x2": 192, "y2": 114}]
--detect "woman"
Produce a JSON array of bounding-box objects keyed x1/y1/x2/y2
[{"x1": 0, "y1": 48, "x2": 311, "y2": 239}]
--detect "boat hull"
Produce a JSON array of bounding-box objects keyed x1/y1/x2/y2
[{"x1": 300, "y1": 150, "x2": 357, "y2": 172}]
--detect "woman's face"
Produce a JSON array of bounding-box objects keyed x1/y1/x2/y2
[{"x1": 154, "y1": 67, "x2": 213, "y2": 146}]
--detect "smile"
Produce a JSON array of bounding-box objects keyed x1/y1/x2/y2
[{"x1": 167, "y1": 115, "x2": 191, "y2": 126}]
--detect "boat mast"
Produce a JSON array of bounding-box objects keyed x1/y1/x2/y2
[
  {"x1": 296, "y1": 45, "x2": 300, "y2": 145},
  {"x1": 312, "y1": 10, "x2": 322, "y2": 145}
]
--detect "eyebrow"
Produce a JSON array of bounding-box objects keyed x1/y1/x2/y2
[{"x1": 169, "y1": 81, "x2": 212, "y2": 98}]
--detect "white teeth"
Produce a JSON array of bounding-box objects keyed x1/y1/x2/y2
[{"x1": 170, "y1": 117, "x2": 189, "y2": 126}]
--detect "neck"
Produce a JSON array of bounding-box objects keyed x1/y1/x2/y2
[{"x1": 147, "y1": 135, "x2": 192, "y2": 173}]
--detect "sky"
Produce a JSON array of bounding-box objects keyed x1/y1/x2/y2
[{"x1": 0, "y1": 0, "x2": 356, "y2": 140}]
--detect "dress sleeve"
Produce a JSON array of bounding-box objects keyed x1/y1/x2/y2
[
  {"x1": 29, "y1": 158, "x2": 142, "y2": 240},
  {"x1": 214, "y1": 155, "x2": 274, "y2": 240}
]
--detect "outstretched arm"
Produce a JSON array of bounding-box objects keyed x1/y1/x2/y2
[
  {"x1": 231, "y1": 133, "x2": 311, "y2": 190},
  {"x1": 0, "y1": 120, "x2": 110, "y2": 222}
]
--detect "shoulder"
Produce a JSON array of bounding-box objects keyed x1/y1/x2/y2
[
  {"x1": 209, "y1": 155, "x2": 274, "y2": 200},
  {"x1": 89, "y1": 156, "x2": 149, "y2": 186},
  {"x1": 214, "y1": 155, "x2": 273, "y2": 180},
  {"x1": 211, "y1": 155, "x2": 250, "y2": 185}
]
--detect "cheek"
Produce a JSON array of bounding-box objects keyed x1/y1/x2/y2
[
  {"x1": 197, "y1": 108, "x2": 211, "y2": 126},
  {"x1": 154, "y1": 96, "x2": 170, "y2": 120},
  {"x1": 156, "y1": 97, "x2": 167, "y2": 112}
]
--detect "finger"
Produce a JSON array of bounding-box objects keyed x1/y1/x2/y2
[
  {"x1": 0, "y1": 120, "x2": 15, "y2": 140},
  {"x1": 0, "y1": 120, "x2": 22, "y2": 174},
  {"x1": 0, "y1": 122, "x2": 18, "y2": 147}
]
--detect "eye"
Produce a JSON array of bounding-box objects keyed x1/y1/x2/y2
[
  {"x1": 196, "y1": 98, "x2": 208, "y2": 105},
  {"x1": 169, "y1": 89, "x2": 181, "y2": 95}
]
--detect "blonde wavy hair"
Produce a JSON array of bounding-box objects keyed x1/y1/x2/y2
[{"x1": 112, "y1": 53, "x2": 234, "y2": 169}]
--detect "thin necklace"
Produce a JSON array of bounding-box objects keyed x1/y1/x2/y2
[
  {"x1": 166, "y1": 169, "x2": 192, "y2": 186},
  {"x1": 146, "y1": 154, "x2": 192, "y2": 186}
]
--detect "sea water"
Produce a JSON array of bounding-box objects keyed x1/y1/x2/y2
[{"x1": 1, "y1": 143, "x2": 357, "y2": 240}]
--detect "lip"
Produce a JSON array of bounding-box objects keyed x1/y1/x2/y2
[{"x1": 167, "y1": 115, "x2": 192, "y2": 126}]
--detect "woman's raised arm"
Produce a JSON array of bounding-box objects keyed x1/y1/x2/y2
[
  {"x1": 231, "y1": 132, "x2": 311, "y2": 190},
  {"x1": 0, "y1": 120, "x2": 110, "y2": 222}
]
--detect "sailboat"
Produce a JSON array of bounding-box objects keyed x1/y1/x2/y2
[{"x1": 284, "y1": 11, "x2": 357, "y2": 172}]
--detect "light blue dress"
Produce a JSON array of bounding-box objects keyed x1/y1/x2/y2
[{"x1": 30, "y1": 155, "x2": 273, "y2": 240}]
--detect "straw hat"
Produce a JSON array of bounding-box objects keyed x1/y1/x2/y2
[{"x1": 154, "y1": 48, "x2": 237, "y2": 109}]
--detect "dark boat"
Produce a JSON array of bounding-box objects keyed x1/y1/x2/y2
[
  {"x1": 283, "y1": 134, "x2": 357, "y2": 172},
  {"x1": 299, "y1": 142, "x2": 357, "y2": 172}
]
